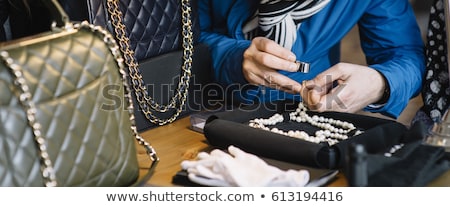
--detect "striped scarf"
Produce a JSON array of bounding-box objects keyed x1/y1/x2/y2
[{"x1": 244, "y1": 0, "x2": 330, "y2": 49}]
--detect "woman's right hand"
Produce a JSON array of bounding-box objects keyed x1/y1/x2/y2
[{"x1": 242, "y1": 37, "x2": 303, "y2": 94}]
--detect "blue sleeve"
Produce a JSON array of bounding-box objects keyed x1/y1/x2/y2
[
  {"x1": 199, "y1": 32, "x2": 250, "y2": 86},
  {"x1": 198, "y1": 0, "x2": 256, "y2": 86},
  {"x1": 359, "y1": 0, "x2": 425, "y2": 118}
]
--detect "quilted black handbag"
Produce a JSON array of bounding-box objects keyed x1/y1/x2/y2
[
  {"x1": 0, "y1": 0, "x2": 158, "y2": 186},
  {"x1": 59, "y1": 0, "x2": 212, "y2": 131}
]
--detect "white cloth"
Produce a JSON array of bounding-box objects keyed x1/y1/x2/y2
[{"x1": 181, "y1": 145, "x2": 310, "y2": 187}]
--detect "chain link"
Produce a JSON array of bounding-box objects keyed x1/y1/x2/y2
[
  {"x1": 106, "y1": 0, "x2": 194, "y2": 126},
  {"x1": 0, "y1": 51, "x2": 58, "y2": 187},
  {"x1": 86, "y1": 22, "x2": 159, "y2": 162},
  {"x1": 0, "y1": 21, "x2": 159, "y2": 186}
]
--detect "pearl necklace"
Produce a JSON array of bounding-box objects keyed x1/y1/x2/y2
[
  {"x1": 384, "y1": 144, "x2": 404, "y2": 157},
  {"x1": 248, "y1": 102, "x2": 363, "y2": 146}
]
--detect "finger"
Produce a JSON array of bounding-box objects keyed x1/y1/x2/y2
[
  {"x1": 263, "y1": 72, "x2": 302, "y2": 93},
  {"x1": 256, "y1": 53, "x2": 300, "y2": 72},
  {"x1": 252, "y1": 37, "x2": 299, "y2": 72},
  {"x1": 307, "y1": 91, "x2": 322, "y2": 110},
  {"x1": 302, "y1": 66, "x2": 344, "y2": 109},
  {"x1": 308, "y1": 85, "x2": 330, "y2": 110},
  {"x1": 324, "y1": 83, "x2": 358, "y2": 112},
  {"x1": 311, "y1": 84, "x2": 349, "y2": 112},
  {"x1": 309, "y1": 64, "x2": 348, "y2": 89},
  {"x1": 247, "y1": 69, "x2": 302, "y2": 94},
  {"x1": 244, "y1": 70, "x2": 264, "y2": 86},
  {"x1": 300, "y1": 82, "x2": 325, "y2": 109},
  {"x1": 253, "y1": 37, "x2": 296, "y2": 62},
  {"x1": 304, "y1": 78, "x2": 333, "y2": 95},
  {"x1": 305, "y1": 92, "x2": 329, "y2": 112},
  {"x1": 278, "y1": 83, "x2": 303, "y2": 94}
]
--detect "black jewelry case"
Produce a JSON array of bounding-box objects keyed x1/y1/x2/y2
[{"x1": 203, "y1": 100, "x2": 408, "y2": 169}]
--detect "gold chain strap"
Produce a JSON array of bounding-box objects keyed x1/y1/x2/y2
[{"x1": 106, "y1": 0, "x2": 194, "y2": 126}]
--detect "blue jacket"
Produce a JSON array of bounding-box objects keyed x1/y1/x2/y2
[{"x1": 198, "y1": 0, "x2": 425, "y2": 118}]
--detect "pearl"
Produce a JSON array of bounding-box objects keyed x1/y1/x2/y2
[
  {"x1": 248, "y1": 102, "x2": 364, "y2": 146},
  {"x1": 383, "y1": 143, "x2": 404, "y2": 157}
]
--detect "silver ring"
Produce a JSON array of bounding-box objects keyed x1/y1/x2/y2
[{"x1": 296, "y1": 61, "x2": 310, "y2": 73}]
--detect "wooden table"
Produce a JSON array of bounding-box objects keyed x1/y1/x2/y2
[
  {"x1": 136, "y1": 116, "x2": 450, "y2": 187},
  {"x1": 136, "y1": 116, "x2": 346, "y2": 186}
]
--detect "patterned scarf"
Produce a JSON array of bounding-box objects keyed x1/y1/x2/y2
[
  {"x1": 244, "y1": 0, "x2": 330, "y2": 49},
  {"x1": 421, "y1": 0, "x2": 449, "y2": 122}
]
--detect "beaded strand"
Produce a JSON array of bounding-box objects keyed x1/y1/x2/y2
[{"x1": 248, "y1": 102, "x2": 363, "y2": 146}]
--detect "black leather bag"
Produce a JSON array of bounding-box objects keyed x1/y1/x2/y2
[
  {"x1": 59, "y1": 0, "x2": 213, "y2": 131},
  {"x1": 0, "y1": 0, "x2": 7, "y2": 41}
]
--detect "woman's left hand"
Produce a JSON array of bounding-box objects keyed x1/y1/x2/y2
[{"x1": 300, "y1": 63, "x2": 386, "y2": 113}]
